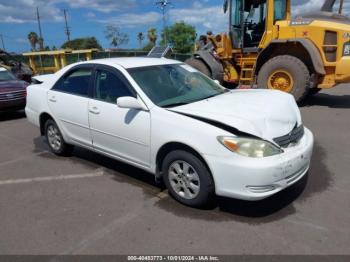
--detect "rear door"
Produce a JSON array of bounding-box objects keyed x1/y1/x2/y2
[
  {"x1": 88, "y1": 65, "x2": 151, "y2": 168},
  {"x1": 47, "y1": 65, "x2": 93, "y2": 148}
]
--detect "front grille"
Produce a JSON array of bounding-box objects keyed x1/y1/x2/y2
[
  {"x1": 273, "y1": 124, "x2": 304, "y2": 148},
  {"x1": 0, "y1": 90, "x2": 26, "y2": 102}
]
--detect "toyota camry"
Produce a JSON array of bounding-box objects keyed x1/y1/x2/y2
[{"x1": 25, "y1": 58, "x2": 314, "y2": 207}]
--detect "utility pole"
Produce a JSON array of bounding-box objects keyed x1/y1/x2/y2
[
  {"x1": 63, "y1": 9, "x2": 71, "y2": 42},
  {"x1": 36, "y1": 7, "x2": 44, "y2": 50},
  {"x1": 156, "y1": 0, "x2": 172, "y2": 45},
  {"x1": 0, "y1": 34, "x2": 5, "y2": 51},
  {"x1": 339, "y1": 0, "x2": 344, "y2": 14}
]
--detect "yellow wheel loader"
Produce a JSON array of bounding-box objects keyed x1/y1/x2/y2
[{"x1": 185, "y1": 0, "x2": 350, "y2": 102}]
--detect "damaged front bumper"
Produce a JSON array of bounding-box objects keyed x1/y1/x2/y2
[{"x1": 204, "y1": 127, "x2": 314, "y2": 201}]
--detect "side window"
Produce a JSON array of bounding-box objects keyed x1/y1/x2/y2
[
  {"x1": 53, "y1": 68, "x2": 92, "y2": 97},
  {"x1": 94, "y1": 69, "x2": 134, "y2": 104},
  {"x1": 274, "y1": 0, "x2": 287, "y2": 22}
]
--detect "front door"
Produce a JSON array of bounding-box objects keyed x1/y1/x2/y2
[{"x1": 88, "y1": 65, "x2": 151, "y2": 168}]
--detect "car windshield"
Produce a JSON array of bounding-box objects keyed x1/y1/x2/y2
[
  {"x1": 128, "y1": 64, "x2": 227, "y2": 107},
  {"x1": 0, "y1": 70, "x2": 16, "y2": 81}
]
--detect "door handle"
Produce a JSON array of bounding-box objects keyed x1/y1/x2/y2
[
  {"x1": 49, "y1": 96, "x2": 56, "y2": 102},
  {"x1": 89, "y1": 107, "x2": 100, "y2": 115}
]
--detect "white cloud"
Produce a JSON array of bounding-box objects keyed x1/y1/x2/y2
[
  {"x1": 97, "y1": 12, "x2": 162, "y2": 28},
  {"x1": 15, "y1": 38, "x2": 27, "y2": 44},
  {"x1": 0, "y1": 0, "x2": 138, "y2": 24},
  {"x1": 65, "y1": 0, "x2": 137, "y2": 13},
  {"x1": 292, "y1": 0, "x2": 350, "y2": 16},
  {"x1": 0, "y1": 1, "x2": 62, "y2": 24},
  {"x1": 169, "y1": 4, "x2": 228, "y2": 35},
  {"x1": 0, "y1": 0, "x2": 348, "y2": 26},
  {"x1": 85, "y1": 12, "x2": 96, "y2": 18}
]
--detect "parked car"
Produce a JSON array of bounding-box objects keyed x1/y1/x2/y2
[
  {"x1": 0, "y1": 50, "x2": 33, "y2": 83},
  {"x1": 0, "y1": 67, "x2": 28, "y2": 112},
  {"x1": 25, "y1": 58, "x2": 314, "y2": 207}
]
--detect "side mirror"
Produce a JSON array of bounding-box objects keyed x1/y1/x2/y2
[
  {"x1": 117, "y1": 96, "x2": 147, "y2": 111},
  {"x1": 214, "y1": 80, "x2": 220, "y2": 85}
]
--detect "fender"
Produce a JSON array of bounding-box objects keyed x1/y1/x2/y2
[
  {"x1": 256, "y1": 38, "x2": 326, "y2": 76},
  {"x1": 193, "y1": 50, "x2": 224, "y2": 83}
]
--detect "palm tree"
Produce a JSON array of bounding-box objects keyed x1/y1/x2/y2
[
  {"x1": 147, "y1": 28, "x2": 157, "y2": 46},
  {"x1": 27, "y1": 32, "x2": 39, "y2": 51},
  {"x1": 38, "y1": 37, "x2": 44, "y2": 51},
  {"x1": 137, "y1": 32, "x2": 145, "y2": 48}
]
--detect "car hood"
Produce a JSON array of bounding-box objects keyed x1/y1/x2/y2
[
  {"x1": 170, "y1": 89, "x2": 302, "y2": 142},
  {"x1": 0, "y1": 80, "x2": 27, "y2": 91}
]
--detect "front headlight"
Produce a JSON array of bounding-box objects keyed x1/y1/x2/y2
[{"x1": 217, "y1": 136, "x2": 283, "y2": 158}]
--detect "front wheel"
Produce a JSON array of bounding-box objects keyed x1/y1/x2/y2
[
  {"x1": 45, "y1": 119, "x2": 74, "y2": 156},
  {"x1": 162, "y1": 150, "x2": 215, "y2": 208},
  {"x1": 257, "y1": 55, "x2": 311, "y2": 103}
]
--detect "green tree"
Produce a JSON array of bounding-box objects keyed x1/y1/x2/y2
[
  {"x1": 161, "y1": 22, "x2": 196, "y2": 53},
  {"x1": 137, "y1": 32, "x2": 145, "y2": 48},
  {"x1": 61, "y1": 37, "x2": 102, "y2": 50},
  {"x1": 147, "y1": 28, "x2": 157, "y2": 46},
  {"x1": 27, "y1": 32, "x2": 39, "y2": 51},
  {"x1": 105, "y1": 24, "x2": 129, "y2": 48}
]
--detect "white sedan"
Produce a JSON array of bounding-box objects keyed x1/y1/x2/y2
[{"x1": 25, "y1": 57, "x2": 314, "y2": 207}]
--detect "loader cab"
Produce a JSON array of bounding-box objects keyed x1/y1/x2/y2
[{"x1": 224, "y1": 0, "x2": 288, "y2": 51}]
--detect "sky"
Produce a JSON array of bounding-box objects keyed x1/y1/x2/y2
[{"x1": 0, "y1": 0, "x2": 349, "y2": 53}]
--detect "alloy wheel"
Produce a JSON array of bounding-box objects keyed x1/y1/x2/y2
[
  {"x1": 47, "y1": 124, "x2": 62, "y2": 151},
  {"x1": 168, "y1": 160, "x2": 201, "y2": 200}
]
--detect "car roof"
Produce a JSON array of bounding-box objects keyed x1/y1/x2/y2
[{"x1": 83, "y1": 57, "x2": 183, "y2": 69}]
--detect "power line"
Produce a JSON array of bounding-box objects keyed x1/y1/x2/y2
[
  {"x1": 36, "y1": 7, "x2": 44, "y2": 49},
  {"x1": 63, "y1": 9, "x2": 71, "y2": 42},
  {"x1": 155, "y1": 0, "x2": 173, "y2": 45},
  {"x1": 0, "y1": 34, "x2": 5, "y2": 51}
]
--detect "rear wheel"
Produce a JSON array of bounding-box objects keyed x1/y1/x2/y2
[
  {"x1": 257, "y1": 55, "x2": 311, "y2": 103},
  {"x1": 185, "y1": 58, "x2": 211, "y2": 78},
  {"x1": 45, "y1": 119, "x2": 74, "y2": 156},
  {"x1": 162, "y1": 150, "x2": 215, "y2": 208}
]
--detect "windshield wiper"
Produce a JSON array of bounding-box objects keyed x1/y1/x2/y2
[{"x1": 162, "y1": 102, "x2": 189, "y2": 108}]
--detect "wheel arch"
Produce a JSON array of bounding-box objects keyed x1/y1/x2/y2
[
  {"x1": 39, "y1": 112, "x2": 54, "y2": 135},
  {"x1": 256, "y1": 39, "x2": 326, "y2": 77},
  {"x1": 155, "y1": 142, "x2": 213, "y2": 181}
]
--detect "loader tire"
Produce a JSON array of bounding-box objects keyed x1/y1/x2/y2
[
  {"x1": 185, "y1": 58, "x2": 211, "y2": 78},
  {"x1": 257, "y1": 55, "x2": 311, "y2": 103}
]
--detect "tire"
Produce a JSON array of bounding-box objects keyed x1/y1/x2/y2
[
  {"x1": 185, "y1": 58, "x2": 211, "y2": 78},
  {"x1": 257, "y1": 55, "x2": 311, "y2": 103},
  {"x1": 162, "y1": 150, "x2": 215, "y2": 208},
  {"x1": 45, "y1": 119, "x2": 74, "y2": 156}
]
